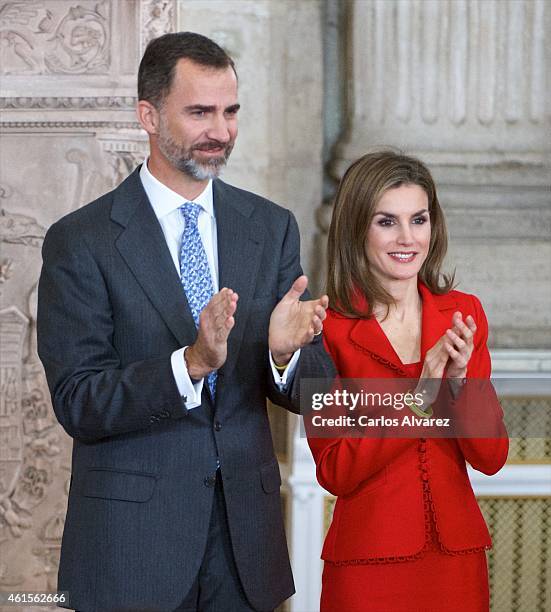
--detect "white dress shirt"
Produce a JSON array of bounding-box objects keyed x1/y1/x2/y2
[{"x1": 139, "y1": 159, "x2": 299, "y2": 409}]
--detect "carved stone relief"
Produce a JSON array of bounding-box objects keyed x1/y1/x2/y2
[
  {"x1": 65, "y1": 147, "x2": 114, "y2": 207},
  {"x1": 141, "y1": 0, "x2": 176, "y2": 53},
  {"x1": 0, "y1": 135, "x2": 115, "y2": 221},
  {"x1": 0, "y1": 96, "x2": 136, "y2": 110},
  {"x1": 0, "y1": 207, "x2": 70, "y2": 593},
  {"x1": 0, "y1": 0, "x2": 174, "y2": 596},
  {"x1": 0, "y1": 0, "x2": 110, "y2": 75},
  {"x1": 0, "y1": 140, "x2": 132, "y2": 593},
  {"x1": 98, "y1": 134, "x2": 149, "y2": 187}
]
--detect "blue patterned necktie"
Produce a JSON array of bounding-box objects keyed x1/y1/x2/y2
[{"x1": 179, "y1": 202, "x2": 217, "y2": 399}]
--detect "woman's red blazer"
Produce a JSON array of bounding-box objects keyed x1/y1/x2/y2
[{"x1": 308, "y1": 283, "x2": 509, "y2": 562}]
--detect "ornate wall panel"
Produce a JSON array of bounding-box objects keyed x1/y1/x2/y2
[
  {"x1": 0, "y1": 1, "x2": 111, "y2": 76},
  {"x1": 0, "y1": 1, "x2": 175, "y2": 604},
  {"x1": 503, "y1": 396, "x2": 551, "y2": 464},
  {"x1": 480, "y1": 497, "x2": 550, "y2": 612}
]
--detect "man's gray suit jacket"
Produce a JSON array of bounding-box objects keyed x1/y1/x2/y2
[{"x1": 37, "y1": 167, "x2": 336, "y2": 612}]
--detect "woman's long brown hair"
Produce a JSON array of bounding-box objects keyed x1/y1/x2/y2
[{"x1": 326, "y1": 150, "x2": 455, "y2": 318}]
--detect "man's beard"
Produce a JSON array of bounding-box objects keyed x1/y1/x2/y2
[{"x1": 157, "y1": 119, "x2": 233, "y2": 181}]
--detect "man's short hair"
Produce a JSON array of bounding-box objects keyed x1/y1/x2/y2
[{"x1": 138, "y1": 31, "x2": 236, "y2": 108}]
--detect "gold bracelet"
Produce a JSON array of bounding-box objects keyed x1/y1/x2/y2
[{"x1": 404, "y1": 390, "x2": 434, "y2": 419}]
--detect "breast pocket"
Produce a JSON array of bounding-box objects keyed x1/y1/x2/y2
[{"x1": 82, "y1": 468, "x2": 158, "y2": 503}]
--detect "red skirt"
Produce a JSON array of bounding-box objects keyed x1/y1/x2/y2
[{"x1": 320, "y1": 525, "x2": 489, "y2": 612}]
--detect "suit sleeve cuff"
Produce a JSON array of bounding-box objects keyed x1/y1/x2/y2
[
  {"x1": 171, "y1": 347, "x2": 203, "y2": 410},
  {"x1": 269, "y1": 349, "x2": 301, "y2": 390}
]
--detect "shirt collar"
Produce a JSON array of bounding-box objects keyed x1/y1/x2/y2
[{"x1": 139, "y1": 158, "x2": 214, "y2": 220}]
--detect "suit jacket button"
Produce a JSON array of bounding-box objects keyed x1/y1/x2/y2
[
  {"x1": 214, "y1": 421, "x2": 222, "y2": 432},
  {"x1": 204, "y1": 475, "x2": 216, "y2": 488}
]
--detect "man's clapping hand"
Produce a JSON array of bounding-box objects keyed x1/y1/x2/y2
[
  {"x1": 268, "y1": 275, "x2": 328, "y2": 366},
  {"x1": 185, "y1": 288, "x2": 239, "y2": 379}
]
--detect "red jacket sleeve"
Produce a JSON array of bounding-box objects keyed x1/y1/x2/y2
[
  {"x1": 453, "y1": 294, "x2": 509, "y2": 475},
  {"x1": 309, "y1": 336, "x2": 417, "y2": 497}
]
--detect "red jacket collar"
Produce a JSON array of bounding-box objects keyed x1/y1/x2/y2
[{"x1": 347, "y1": 282, "x2": 458, "y2": 372}]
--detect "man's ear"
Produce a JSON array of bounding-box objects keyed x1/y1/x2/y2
[{"x1": 136, "y1": 100, "x2": 160, "y2": 135}]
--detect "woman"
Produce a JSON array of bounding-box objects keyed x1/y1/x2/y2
[{"x1": 308, "y1": 151, "x2": 508, "y2": 612}]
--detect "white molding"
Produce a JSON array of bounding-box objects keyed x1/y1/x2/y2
[
  {"x1": 491, "y1": 349, "x2": 551, "y2": 375},
  {"x1": 288, "y1": 431, "x2": 323, "y2": 612},
  {"x1": 469, "y1": 464, "x2": 551, "y2": 496}
]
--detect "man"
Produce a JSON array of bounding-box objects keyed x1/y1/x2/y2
[{"x1": 37, "y1": 32, "x2": 335, "y2": 612}]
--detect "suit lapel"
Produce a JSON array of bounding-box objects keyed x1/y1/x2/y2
[
  {"x1": 111, "y1": 173, "x2": 267, "y2": 392},
  {"x1": 348, "y1": 282, "x2": 459, "y2": 371},
  {"x1": 111, "y1": 168, "x2": 197, "y2": 348},
  {"x1": 213, "y1": 180, "x2": 264, "y2": 380},
  {"x1": 418, "y1": 282, "x2": 456, "y2": 361},
  {"x1": 349, "y1": 316, "x2": 401, "y2": 367}
]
